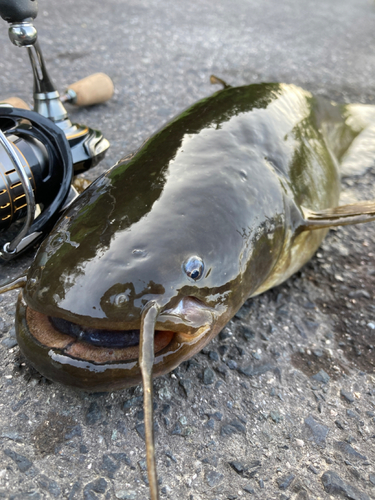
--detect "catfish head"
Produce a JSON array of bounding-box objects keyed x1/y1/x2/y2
[{"x1": 16, "y1": 167, "x2": 283, "y2": 392}]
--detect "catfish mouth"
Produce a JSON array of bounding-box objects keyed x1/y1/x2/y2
[
  {"x1": 24, "y1": 296, "x2": 215, "y2": 365},
  {"x1": 50, "y1": 316, "x2": 144, "y2": 348},
  {"x1": 25, "y1": 307, "x2": 175, "y2": 364}
]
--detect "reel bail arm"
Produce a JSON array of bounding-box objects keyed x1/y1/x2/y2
[{"x1": 0, "y1": 128, "x2": 35, "y2": 255}]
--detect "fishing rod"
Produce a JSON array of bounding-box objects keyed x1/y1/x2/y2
[{"x1": 0, "y1": 0, "x2": 114, "y2": 260}]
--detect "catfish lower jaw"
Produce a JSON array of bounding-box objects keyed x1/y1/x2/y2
[{"x1": 15, "y1": 293, "x2": 217, "y2": 391}]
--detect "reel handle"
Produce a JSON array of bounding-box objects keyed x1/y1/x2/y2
[
  {"x1": 62, "y1": 73, "x2": 114, "y2": 107},
  {"x1": 1, "y1": 97, "x2": 30, "y2": 109},
  {"x1": 0, "y1": 0, "x2": 38, "y2": 24}
]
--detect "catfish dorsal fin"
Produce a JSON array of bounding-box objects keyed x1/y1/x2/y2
[
  {"x1": 300, "y1": 201, "x2": 375, "y2": 231},
  {"x1": 209, "y1": 74, "x2": 231, "y2": 89}
]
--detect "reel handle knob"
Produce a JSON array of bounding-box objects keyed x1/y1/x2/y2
[
  {"x1": 62, "y1": 73, "x2": 114, "y2": 107},
  {"x1": 0, "y1": 0, "x2": 38, "y2": 23},
  {"x1": 0, "y1": 97, "x2": 30, "y2": 109}
]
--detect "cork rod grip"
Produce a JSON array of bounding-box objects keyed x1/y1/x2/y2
[
  {"x1": 67, "y1": 73, "x2": 114, "y2": 107},
  {"x1": 1, "y1": 97, "x2": 30, "y2": 109}
]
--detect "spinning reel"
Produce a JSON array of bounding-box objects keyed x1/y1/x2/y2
[{"x1": 0, "y1": 0, "x2": 114, "y2": 260}]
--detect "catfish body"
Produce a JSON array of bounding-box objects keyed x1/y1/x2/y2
[{"x1": 15, "y1": 83, "x2": 362, "y2": 390}]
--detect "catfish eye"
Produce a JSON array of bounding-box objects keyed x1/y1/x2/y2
[{"x1": 184, "y1": 256, "x2": 204, "y2": 281}]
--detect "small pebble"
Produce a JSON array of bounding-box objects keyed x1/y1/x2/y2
[
  {"x1": 206, "y1": 418, "x2": 215, "y2": 429},
  {"x1": 335, "y1": 420, "x2": 345, "y2": 430},
  {"x1": 226, "y1": 360, "x2": 238, "y2": 370},
  {"x1": 86, "y1": 402, "x2": 102, "y2": 425},
  {"x1": 237, "y1": 324, "x2": 255, "y2": 341},
  {"x1": 304, "y1": 415, "x2": 329, "y2": 447},
  {"x1": 219, "y1": 328, "x2": 233, "y2": 341},
  {"x1": 277, "y1": 474, "x2": 295, "y2": 490},
  {"x1": 179, "y1": 379, "x2": 193, "y2": 398},
  {"x1": 346, "y1": 409, "x2": 357, "y2": 419},
  {"x1": 321, "y1": 470, "x2": 370, "y2": 500},
  {"x1": 312, "y1": 349, "x2": 323, "y2": 357},
  {"x1": 205, "y1": 470, "x2": 223, "y2": 487},
  {"x1": 1, "y1": 337, "x2": 17, "y2": 349},
  {"x1": 270, "y1": 410, "x2": 283, "y2": 423},
  {"x1": 334, "y1": 441, "x2": 367, "y2": 461},
  {"x1": 203, "y1": 368, "x2": 215, "y2": 385},
  {"x1": 311, "y1": 369, "x2": 330, "y2": 384},
  {"x1": 229, "y1": 461, "x2": 246, "y2": 475},
  {"x1": 308, "y1": 465, "x2": 319, "y2": 475},
  {"x1": 209, "y1": 351, "x2": 219, "y2": 362},
  {"x1": 340, "y1": 389, "x2": 355, "y2": 403},
  {"x1": 243, "y1": 485, "x2": 255, "y2": 494},
  {"x1": 4, "y1": 448, "x2": 32, "y2": 472},
  {"x1": 171, "y1": 423, "x2": 182, "y2": 436},
  {"x1": 123, "y1": 396, "x2": 143, "y2": 411}
]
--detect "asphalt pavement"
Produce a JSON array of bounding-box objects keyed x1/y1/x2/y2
[{"x1": 0, "y1": 1, "x2": 375, "y2": 499}]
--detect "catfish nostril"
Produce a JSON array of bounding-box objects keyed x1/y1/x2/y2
[
  {"x1": 37, "y1": 287, "x2": 49, "y2": 300},
  {"x1": 132, "y1": 249, "x2": 148, "y2": 258},
  {"x1": 28, "y1": 268, "x2": 41, "y2": 289},
  {"x1": 115, "y1": 293, "x2": 129, "y2": 306}
]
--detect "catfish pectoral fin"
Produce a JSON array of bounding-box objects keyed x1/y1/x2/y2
[{"x1": 300, "y1": 201, "x2": 375, "y2": 231}]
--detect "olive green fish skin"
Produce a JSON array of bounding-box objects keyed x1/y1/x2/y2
[{"x1": 17, "y1": 83, "x2": 346, "y2": 389}]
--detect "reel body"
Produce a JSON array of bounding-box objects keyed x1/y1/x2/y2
[{"x1": 0, "y1": 106, "x2": 74, "y2": 258}]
